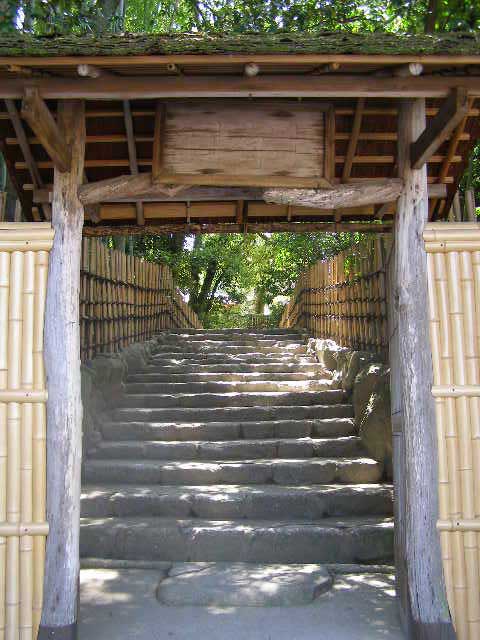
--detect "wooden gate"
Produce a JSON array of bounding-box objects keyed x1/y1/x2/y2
[
  {"x1": 425, "y1": 222, "x2": 480, "y2": 640},
  {"x1": 0, "y1": 223, "x2": 53, "y2": 640}
]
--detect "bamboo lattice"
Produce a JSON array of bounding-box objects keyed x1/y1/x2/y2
[
  {"x1": 0, "y1": 222, "x2": 53, "y2": 640},
  {"x1": 280, "y1": 237, "x2": 389, "y2": 353},
  {"x1": 425, "y1": 222, "x2": 480, "y2": 640},
  {"x1": 80, "y1": 238, "x2": 202, "y2": 361}
]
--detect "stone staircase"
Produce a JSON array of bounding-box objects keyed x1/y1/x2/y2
[{"x1": 81, "y1": 328, "x2": 393, "y2": 589}]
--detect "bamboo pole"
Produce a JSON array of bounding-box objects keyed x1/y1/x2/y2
[{"x1": 0, "y1": 248, "x2": 9, "y2": 640}]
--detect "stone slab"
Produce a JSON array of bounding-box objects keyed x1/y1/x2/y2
[
  {"x1": 79, "y1": 568, "x2": 405, "y2": 640},
  {"x1": 156, "y1": 563, "x2": 332, "y2": 606}
]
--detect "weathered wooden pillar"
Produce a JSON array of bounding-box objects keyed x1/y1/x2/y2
[
  {"x1": 390, "y1": 98, "x2": 455, "y2": 639},
  {"x1": 38, "y1": 100, "x2": 85, "y2": 640}
]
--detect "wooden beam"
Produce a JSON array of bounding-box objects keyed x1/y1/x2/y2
[
  {"x1": 342, "y1": 97, "x2": 365, "y2": 182},
  {"x1": 411, "y1": 87, "x2": 469, "y2": 169},
  {"x1": 391, "y1": 97, "x2": 455, "y2": 639},
  {"x1": 83, "y1": 220, "x2": 393, "y2": 236},
  {"x1": 152, "y1": 101, "x2": 166, "y2": 183},
  {"x1": 2, "y1": 53, "x2": 480, "y2": 69},
  {"x1": 0, "y1": 137, "x2": 34, "y2": 220},
  {"x1": 21, "y1": 87, "x2": 70, "y2": 172},
  {"x1": 78, "y1": 173, "x2": 152, "y2": 204},
  {"x1": 438, "y1": 96, "x2": 474, "y2": 184},
  {"x1": 38, "y1": 100, "x2": 85, "y2": 640},
  {"x1": 375, "y1": 202, "x2": 391, "y2": 220},
  {"x1": 123, "y1": 100, "x2": 144, "y2": 226},
  {"x1": 40, "y1": 181, "x2": 447, "y2": 206},
  {"x1": 264, "y1": 178, "x2": 403, "y2": 209},
  {"x1": 0, "y1": 75, "x2": 478, "y2": 100},
  {"x1": 16, "y1": 154, "x2": 463, "y2": 172},
  {"x1": 4, "y1": 104, "x2": 476, "y2": 122}
]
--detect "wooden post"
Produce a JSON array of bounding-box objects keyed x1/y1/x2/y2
[
  {"x1": 38, "y1": 100, "x2": 85, "y2": 640},
  {"x1": 390, "y1": 98, "x2": 455, "y2": 639}
]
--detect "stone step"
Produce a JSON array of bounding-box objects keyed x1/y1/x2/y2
[
  {"x1": 150, "y1": 353, "x2": 317, "y2": 365},
  {"x1": 126, "y1": 379, "x2": 333, "y2": 394},
  {"x1": 102, "y1": 417, "x2": 357, "y2": 442},
  {"x1": 80, "y1": 515, "x2": 394, "y2": 563},
  {"x1": 121, "y1": 390, "x2": 346, "y2": 409},
  {"x1": 158, "y1": 336, "x2": 305, "y2": 346},
  {"x1": 156, "y1": 563, "x2": 332, "y2": 606},
  {"x1": 111, "y1": 403, "x2": 354, "y2": 424},
  {"x1": 153, "y1": 342, "x2": 306, "y2": 354},
  {"x1": 128, "y1": 371, "x2": 330, "y2": 384},
  {"x1": 162, "y1": 329, "x2": 302, "y2": 336},
  {"x1": 83, "y1": 457, "x2": 382, "y2": 486},
  {"x1": 81, "y1": 483, "x2": 393, "y2": 520},
  {"x1": 142, "y1": 362, "x2": 326, "y2": 375},
  {"x1": 90, "y1": 436, "x2": 364, "y2": 461}
]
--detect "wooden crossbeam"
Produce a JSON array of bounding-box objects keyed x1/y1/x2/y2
[
  {"x1": 123, "y1": 100, "x2": 144, "y2": 226},
  {"x1": 152, "y1": 101, "x2": 166, "y2": 184},
  {"x1": 0, "y1": 76, "x2": 478, "y2": 100},
  {"x1": 342, "y1": 97, "x2": 365, "y2": 182},
  {"x1": 264, "y1": 178, "x2": 404, "y2": 210},
  {"x1": 83, "y1": 220, "x2": 393, "y2": 236},
  {"x1": 410, "y1": 87, "x2": 469, "y2": 170},
  {"x1": 21, "y1": 87, "x2": 70, "y2": 172},
  {"x1": 50, "y1": 179, "x2": 447, "y2": 207}
]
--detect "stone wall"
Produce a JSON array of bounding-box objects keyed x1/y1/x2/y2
[
  {"x1": 308, "y1": 338, "x2": 392, "y2": 479},
  {"x1": 81, "y1": 339, "x2": 158, "y2": 455}
]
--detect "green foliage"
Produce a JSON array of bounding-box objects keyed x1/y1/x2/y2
[
  {"x1": 6, "y1": 0, "x2": 480, "y2": 35},
  {"x1": 128, "y1": 231, "x2": 359, "y2": 326}
]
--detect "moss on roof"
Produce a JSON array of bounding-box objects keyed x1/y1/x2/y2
[{"x1": 0, "y1": 31, "x2": 479, "y2": 58}]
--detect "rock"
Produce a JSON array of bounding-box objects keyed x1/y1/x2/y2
[
  {"x1": 81, "y1": 364, "x2": 104, "y2": 455},
  {"x1": 353, "y1": 364, "x2": 389, "y2": 420},
  {"x1": 341, "y1": 350, "x2": 376, "y2": 393},
  {"x1": 354, "y1": 364, "x2": 392, "y2": 479},
  {"x1": 81, "y1": 340, "x2": 157, "y2": 455},
  {"x1": 122, "y1": 341, "x2": 156, "y2": 371},
  {"x1": 156, "y1": 562, "x2": 332, "y2": 606},
  {"x1": 307, "y1": 338, "x2": 340, "y2": 371}
]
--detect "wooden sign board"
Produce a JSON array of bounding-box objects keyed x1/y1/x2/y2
[{"x1": 157, "y1": 101, "x2": 333, "y2": 188}]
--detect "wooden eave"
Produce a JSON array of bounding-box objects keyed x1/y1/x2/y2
[{"x1": 0, "y1": 38, "x2": 479, "y2": 231}]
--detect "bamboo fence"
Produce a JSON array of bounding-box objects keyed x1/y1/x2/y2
[
  {"x1": 280, "y1": 237, "x2": 389, "y2": 353},
  {"x1": 80, "y1": 238, "x2": 201, "y2": 360},
  {"x1": 425, "y1": 222, "x2": 480, "y2": 640},
  {"x1": 0, "y1": 222, "x2": 53, "y2": 640}
]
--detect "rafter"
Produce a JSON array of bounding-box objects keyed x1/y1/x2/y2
[
  {"x1": 342, "y1": 97, "x2": 364, "y2": 182},
  {"x1": 123, "y1": 99, "x2": 144, "y2": 226},
  {"x1": 152, "y1": 101, "x2": 166, "y2": 184},
  {"x1": 5, "y1": 98, "x2": 51, "y2": 220}
]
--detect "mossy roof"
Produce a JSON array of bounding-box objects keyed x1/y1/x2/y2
[{"x1": 0, "y1": 31, "x2": 480, "y2": 58}]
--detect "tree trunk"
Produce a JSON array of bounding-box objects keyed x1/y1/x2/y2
[
  {"x1": 38, "y1": 100, "x2": 85, "y2": 640},
  {"x1": 391, "y1": 98, "x2": 455, "y2": 639},
  {"x1": 425, "y1": 0, "x2": 438, "y2": 32}
]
